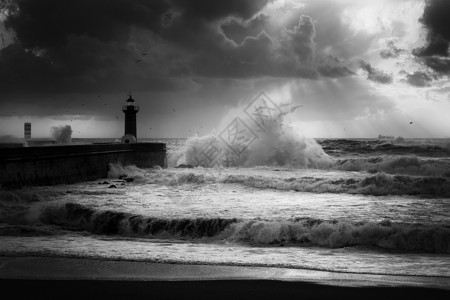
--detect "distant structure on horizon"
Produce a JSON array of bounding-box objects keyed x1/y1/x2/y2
[
  {"x1": 377, "y1": 134, "x2": 394, "y2": 139},
  {"x1": 122, "y1": 95, "x2": 139, "y2": 143},
  {"x1": 24, "y1": 122, "x2": 31, "y2": 139}
]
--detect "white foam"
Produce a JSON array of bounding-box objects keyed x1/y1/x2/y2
[
  {"x1": 50, "y1": 125, "x2": 72, "y2": 144},
  {"x1": 170, "y1": 107, "x2": 333, "y2": 169},
  {"x1": 226, "y1": 219, "x2": 450, "y2": 253},
  {"x1": 336, "y1": 155, "x2": 450, "y2": 177}
]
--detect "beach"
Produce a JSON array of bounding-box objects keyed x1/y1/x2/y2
[{"x1": 1, "y1": 256, "x2": 449, "y2": 299}]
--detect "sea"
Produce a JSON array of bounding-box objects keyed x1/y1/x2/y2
[{"x1": 1, "y1": 134, "x2": 450, "y2": 278}]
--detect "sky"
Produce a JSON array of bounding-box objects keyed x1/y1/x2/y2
[{"x1": 0, "y1": 0, "x2": 449, "y2": 139}]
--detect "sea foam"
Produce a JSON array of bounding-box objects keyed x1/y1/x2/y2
[
  {"x1": 170, "y1": 105, "x2": 333, "y2": 169},
  {"x1": 18, "y1": 203, "x2": 450, "y2": 254}
]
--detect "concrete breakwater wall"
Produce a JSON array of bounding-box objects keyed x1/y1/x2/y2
[{"x1": 0, "y1": 143, "x2": 166, "y2": 188}]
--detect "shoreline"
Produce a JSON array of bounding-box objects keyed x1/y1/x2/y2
[
  {"x1": 1, "y1": 257, "x2": 449, "y2": 300},
  {"x1": 2, "y1": 256, "x2": 449, "y2": 286},
  {"x1": 2, "y1": 278, "x2": 449, "y2": 300}
]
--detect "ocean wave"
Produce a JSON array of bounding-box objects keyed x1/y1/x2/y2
[
  {"x1": 0, "y1": 190, "x2": 47, "y2": 203},
  {"x1": 100, "y1": 162, "x2": 450, "y2": 196},
  {"x1": 335, "y1": 155, "x2": 450, "y2": 177},
  {"x1": 222, "y1": 172, "x2": 450, "y2": 196},
  {"x1": 105, "y1": 162, "x2": 450, "y2": 196},
  {"x1": 169, "y1": 124, "x2": 333, "y2": 169},
  {"x1": 5, "y1": 203, "x2": 448, "y2": 254},
  {"x1": 107, "y1": 163, "x2": 150, "y2": 182},
  {"x1": 38, "y1": 203, "x2": 237, "y2": 238},
  {"x1": 0, "y1": 224, "x2": 60, "y2": 236},
  {"x1": 226, "y1": 218, "x2": 450, "y2": 254},
  {"x1": 0, "y1": 190, "x2": 59, "y2": 225},
  {"x1": 318, "y1": 138, "x2": 450, "y2": 157}
]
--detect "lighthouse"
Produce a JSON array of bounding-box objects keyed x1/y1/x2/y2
[{"x1": 121, "y1": 95, "x2": 139, "y2": 143}]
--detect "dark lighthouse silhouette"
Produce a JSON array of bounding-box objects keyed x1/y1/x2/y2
[{"x1": 121, "y1": 94, "x2": 139, "y2": 143}]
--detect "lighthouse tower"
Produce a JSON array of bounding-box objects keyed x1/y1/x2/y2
[{"x1": 121, "y1": 95, "x2": 139, "y2": 143}]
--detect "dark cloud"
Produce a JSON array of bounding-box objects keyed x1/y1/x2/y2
[
  {"x1": 359, "y1": 61, "x2": 393, "y2": 84},
  {"x1": 417, "y1": 0, "x2": 450, "y2": 54},
  {"x1": 0, "y1": 0, "x2": 195, "y2": 94},
  {"x1": 170, "y1": 0, "x2": 270, "y2": 22},
  {"x1": 414, "y1": 35, "x2": 449, "y2": 57},
  {"x1": 221, "y1": 13, "x2": 269, "y2": 44},
  {"x1": 4, "y1": 0, "x2": 170, "y2": 48},
  {"x1": 316, "y1": 55, "x2": 354, "y2": 78},
  {"x1": 293, "y1": 0, "x2": 375, "y2": 60},
  {"x1": 0, "y1": 0, "x2": 356, "y2": 99},
  {"x1": 192, "y1": 30, "x2": 279, "y2": 78},
  {"x1": 191, "y1": 14, "x2": 352, "y2": 79},
  {"x1": 170, "y1": 13, "x2": 320, "y2": 78},
  {"x1": 421, "y1": 56, "x2": 450, "y2": 74},
  {"x1": 279, "y1": 15, "x2": 316, "y2": 66},
  {"x1": 0, "y1": 38, "x2": 193, "y2": 94},
  {"x1": 404, "y1": 71, "x2": 433, "y2": 87},
  {"x1": 413, "y1": 0, "x2": 450, "y2": 73}
]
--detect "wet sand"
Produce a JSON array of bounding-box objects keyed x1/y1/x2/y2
[{"x1": 1, "y1": 256, "x2": 449, "y2": 299}]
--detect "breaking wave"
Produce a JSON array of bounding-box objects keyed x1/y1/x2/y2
[
  {"x1": 50, "y1": 125, "x2": 72, "y2": 144},
  {"x1": 103, "y1": 162, "x2": 450, "y2": 197},
  {"x1": 222, "y1": 172, "x2": 450, "y2": 196},
  {"x1": 169, "y1": 106, "x2": 333, "y2": 169},
  {"x1": 318, "y1": 138, "x2": 450, "y2": 157},
  {"x1": 167, "y1": 135, "x2": 449, "y2": 178},
  {"x1": 226, "y1": 219, "x2": 450, "y2": 254},
  {"x1": 335, "y1": 155, "x2": 450, "y2": 177},
  {"x1": 170, "y1": 134, "x2": 333, "y2": 169},
  {"x1": 38, "y1": 203, "x2": 236, "y2": 238},
  {"x1": 1, "y1": 203, "x2": 443, "y2": 254}
]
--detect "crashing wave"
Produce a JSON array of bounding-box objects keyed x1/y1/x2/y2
[
  {"x1": 335, "y1": 155, "x2": 450, "y2": 177},
  {"x1": 169, "y1": 104, "x2": 334, "y2": 169},
  {"x1": 8, "y1": 203, "x2": 446, "y2": 254},
  {"x1": 222, "y1": 172, "x2": 450, "y2": 197}
]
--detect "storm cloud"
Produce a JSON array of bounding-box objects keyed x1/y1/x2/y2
[
  {"x1": 413, "y1": 0, "x2": 450, "y2": 74},
  {"x1": 0, "y1": 0, "x2": 448, "y2": 139},
  {"x1": 0, "y1": 0, "x2": 356, "y2": 97},
  {"x1": 359, "y1": 61, "x2": 393, "y2": 84}
]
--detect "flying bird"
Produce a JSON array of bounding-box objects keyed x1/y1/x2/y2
[
  {"x1": 409, "y1": 121, "x2": 413, "y2": 124},
  {"x1": 141, "y1": 53, "x2": 147, "y2": 56},
  {"x1": 172, "y1": 109, "x2": 176, "y2": 112},
  {"x1": 135, "y1": 60, "x2": 142, "y2": 64},
  {"x1": 116, "y1": 115, "x2": 119, "y2": 119}
]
